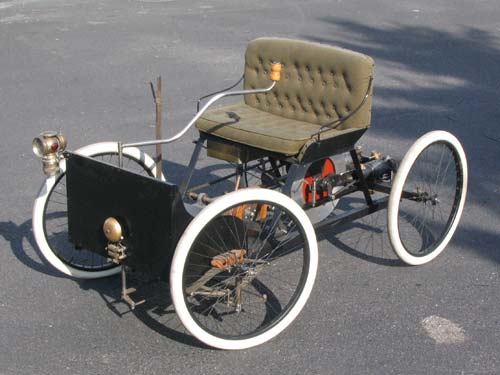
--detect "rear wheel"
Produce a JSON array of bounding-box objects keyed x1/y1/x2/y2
[
  {"x1": 388, "y1": 131, "x2": 467, "y2": 265},
  {"x1": 32, "y1": 142, "x2": 161, "y2": 278},
  {"x1": 170, "y1": 188, "x2": 318, "y2": 350}
]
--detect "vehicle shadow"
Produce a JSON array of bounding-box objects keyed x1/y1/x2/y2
[
  {"x1": 319, "y1": 195, "x2": 404, "y2": 267},
  {"x1": 303, "y1": 19, "x2": 500, "y2": 265},
  {"x1": 78, "y1": 275, "x2": 210, "y2": 349},
  {"x1": 0, "y1": 220, "x2": 64, "y2": 278},
  {"x1": 0, "y1": 158, "x2": 241, "y2": 349},
  {"x1": 0, "y1": 216, "x2": 207, "y2": 348}
]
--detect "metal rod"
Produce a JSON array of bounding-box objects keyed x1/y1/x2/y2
[
  {"x1": 122, "y1": 81, "x2": 276, "y2": 149},
  {"x1": 179, "y1": 138, "x2": 204, "y2": 196},
  {"x1": 313, "y1": 77, "x2": 373, "y2": 139},
  {"x1": 314, "y1": 196, "x2": 388, "y2": 236},
  {"x1": 350, "y1": 149, "x2": 373, "y2": 206},
  {"x1": 187, "y1": 158, "x2": 271, "y2": 192},
  {"x1": 371, "y1": 182, "x2": 420, "y2": 200},
  {"x1": 262, "y1": 197, "x2": 389, "y2": 262},
  {"x1": 197, "y1": 75, "x2": 244, "y2": 112},
  {"x1": 121, "y1": 265, "x2": 127, "y2": 297}
]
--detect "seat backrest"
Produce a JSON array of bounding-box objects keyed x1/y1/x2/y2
[{"x1": 244, "y1": 38, "x2": 374, "y2": 130}]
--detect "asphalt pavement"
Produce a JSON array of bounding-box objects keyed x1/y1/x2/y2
[{"x1": 0, "y1": 0, "x2": 499, "y2": 374}]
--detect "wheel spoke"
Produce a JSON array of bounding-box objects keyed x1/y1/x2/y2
[
  {"x1": 389, "y1": 134, "x2": 466, "y2": 264},
  {"x1": 176, "y1": 190, "x2": 316, "y2": 345}
]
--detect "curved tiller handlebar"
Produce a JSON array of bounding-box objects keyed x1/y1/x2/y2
[{"x1": 122, "y1": 62, "x2": 282, "y2": 149}]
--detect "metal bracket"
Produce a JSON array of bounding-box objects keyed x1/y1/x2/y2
[
  {"x1": 121, "y1": 265, "x2": 145, "y2": 310},
  {"x1": 350, "y1": 148, "x2": 373, "y2": 206},
  {"x1": 106, "y1": 241, "x2": 145, "y2": 310},
  {"x1": 106, "y1": 242, "x2": 127, "y2": 264}
]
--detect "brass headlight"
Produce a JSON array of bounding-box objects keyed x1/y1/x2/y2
[{"x1": 32, "y1": 131, "x2": 67, "y2": 176}]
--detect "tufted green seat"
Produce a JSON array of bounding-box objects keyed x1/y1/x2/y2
[{"x1": 196, "y1": 38, "x2": 374, "y2": 157}]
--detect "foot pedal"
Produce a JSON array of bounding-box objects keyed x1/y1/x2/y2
[
  {"x1": 120, "y1": 265, "x2": 146, "y2": 310},
  {"x1": 122, "y1": 287, "x2": 145, "y2": 310}
]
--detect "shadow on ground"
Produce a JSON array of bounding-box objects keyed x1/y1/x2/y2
[
  {"x1": 2, "y1": 21, "x2": 500, "y2": 350},
  {"x1": 303, "y1": 19, "x2": 500, "y2": 264}
]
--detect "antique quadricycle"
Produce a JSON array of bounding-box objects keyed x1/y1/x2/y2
[{"x1": 31, "y1": 38, "x2": 468, "y2": 350}]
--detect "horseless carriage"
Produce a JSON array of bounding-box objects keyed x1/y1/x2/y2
[{"x1": 31, "y1": 38, "x2": 468, "y2": 350}]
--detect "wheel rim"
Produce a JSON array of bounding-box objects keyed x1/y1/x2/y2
[
  {"x1": 42, "y1": 153, "x2": 154, "y2": 271},
  {"x1": 181, "y1": 199, "x2": 310, "y2": 340},
  {"x1": 397, "y1": 141, "x2": 464, "y2": 257}
]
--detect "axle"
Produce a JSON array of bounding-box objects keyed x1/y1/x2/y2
[{"x1": 306, "y1": 150, "x2": 397, "y2": 207}]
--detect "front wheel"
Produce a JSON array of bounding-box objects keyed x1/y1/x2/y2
[
  {"x1": 388, "y1": 131, "x2": 468, "y2": 265},
  {"x1": 170, "y1": 188, "x2": 318, "y2": 350},
  {"x1": 32, "y1": 142, "x2": 161, "y2": 279}
]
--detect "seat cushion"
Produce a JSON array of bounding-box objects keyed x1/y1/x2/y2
[
  {"x1": 243, "y1": 38, "x2": 374, "y2": 130},
  {"x1": 195, "y1": 102, "x2": 363, "y2": 156}
]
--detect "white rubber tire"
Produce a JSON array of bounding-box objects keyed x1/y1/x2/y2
[
  {"x1": 170, "y1": 188, "x2": 318, "y2": 350},
  {"x1": 388, "y1": 131, "x2": 468, "y2": 265},
  {"x1": 32, "y1": 142, "x2": 161, "y2": 279}
]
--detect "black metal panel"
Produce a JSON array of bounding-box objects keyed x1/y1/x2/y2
[
  {"x1": 200, "y1": 132, "x2": 288, "y2": 163},
  {"x1": 66, "y1": 152, "x2": 192, "y2": 279},
  {"x1": 299, "y1": 128, "x2": 367, "y2": 163},
  {"x1": 200, "y1": 129, "x2": 367, "y2": 166}
]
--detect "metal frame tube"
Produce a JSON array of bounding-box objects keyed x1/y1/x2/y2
[
  {"x1": 122, "y1": 82, "x2": 276, "y2": 149},
  {"x1": 179, "y1": 138, "x2": 205, "y2": 196}
]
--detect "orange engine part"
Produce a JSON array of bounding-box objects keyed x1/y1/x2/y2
[{"x1": 302, "y1": 158, "x2": 336, "y2": 204}]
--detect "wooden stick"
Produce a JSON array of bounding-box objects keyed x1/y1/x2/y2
[{"x1": 152, "y1": 76, "x2": 163, "y2": 179}]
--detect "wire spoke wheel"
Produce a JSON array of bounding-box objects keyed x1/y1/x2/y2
[
  {"x1": 388, "y1": 131, "x2": 467, "y2": 265},
  {"x1": 32, "y1": 142, "x2": 160, "y2": 278},
  {"x1": 170, "y1": 189, "x2": 318, "y2": 350}
]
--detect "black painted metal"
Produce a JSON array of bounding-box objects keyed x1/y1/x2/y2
[
  {"x1": 66, "y1": 152, "x2": 193, "y2": 279},
  {"x1": 313, "y1": 196, "x2": 388, "y2": 237},
  {"x1": 349, "y1": 149, "x2": 374, "y2": 206},
  {"x1": 299, "y1": 128, "x2": 367, "y2": 163}
]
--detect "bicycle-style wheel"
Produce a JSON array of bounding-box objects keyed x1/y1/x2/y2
[
  {"x1": 388, "y1": 131, "x2": 467, "y2": 265},
  {"x1": 170, "y1": 188, "x2": 318, "y2": 349},
  {"x1": 32, "y1": 142, "x2": 161, "y2": 278}
]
